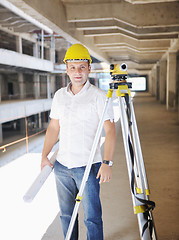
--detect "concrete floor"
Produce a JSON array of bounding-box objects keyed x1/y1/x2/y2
[
  {"x1": 41, "y1": 92, "x2": 179, "y2": 240},
  {"x1": 0, "y1": 92, "x2": 178, "y2": 240},
  {"x1": 132, "y1": 93, "x2": 179, "y2": 240}
]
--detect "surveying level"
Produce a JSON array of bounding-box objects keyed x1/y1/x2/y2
[
  {"x1": 110, "y1": 63, "x2": 132, "y2": 89},
  {"x1": 65, "y1": 63, "x2": 157, "y2": 240}
]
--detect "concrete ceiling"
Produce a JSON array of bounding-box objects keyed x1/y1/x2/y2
[{"x1": 2, "y1": 0, "x2": 179, "y2": 75}]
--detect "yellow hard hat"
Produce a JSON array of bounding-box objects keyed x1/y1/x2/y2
[{"x1": 64, "y1": 43, "x2": 92, "y2": 64}]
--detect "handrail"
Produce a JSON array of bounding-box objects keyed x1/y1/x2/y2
[{"x1": 0, "y1": 129, "x2": 46, "y2": 152}]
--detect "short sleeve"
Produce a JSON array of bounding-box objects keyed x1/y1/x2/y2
[
  {"x1": 49, "y1": 92, "x2": 59, "y2": 119},
  {"x1": 97, "y1": 91, "x2": 114, "y2": 122}
]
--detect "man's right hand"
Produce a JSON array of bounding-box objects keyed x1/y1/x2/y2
[{"x1": 41, "y1": 156, "x2": 54, "y2": 171}]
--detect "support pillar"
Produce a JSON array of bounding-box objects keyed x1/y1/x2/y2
[
  {"x1": 33, "y1": 42, "x2": 38, "y2": 58},
  {"x1": 34, "y1": 73, "x2": 40, "y2": 99},
  {"x1": 62, "y1": 73, "x2": 66, "y2": 87},
  {"x1": 0, "y1": 124, "x2": 3, "y2": 144},
  {"x1": 47, "y1": 74, "x2": 51, "y2": 99},
  {"x1": 38, "y1": 113, "x2": 42, "y2": 129},
  {"x1": 159, "y1": 60, "x2": 167, "y2": 104},
  {"x1": 41, "y1": 30, "x2": 44, "y2": 60},
  {"x1": 148, "y1": 72, "x2": 152, "y2": 94},
  {"x1": 156, "y1": 64, "x2": 160, "y2": 101},
  {"x1": 18, "y1": 73, "x2": 25, "y2": 99},
  {"x1": 50, "y1": 35, "x2": 55, "y2": 63},
  {"x1": 151, "y1": 66, "x2": 156, "y2": 97},
  {"x1": 16, "y1": 36, "x2": 22, "y2": 53},
  {"x1": 50, "y1": 75, "x2": 56, "y2": 97},
  {"x1": 167, "y1": 52, "x2": 177, "y2": 110},
  {"x1": 0, "y1": 74, "x2": 2, "y2": 103}
]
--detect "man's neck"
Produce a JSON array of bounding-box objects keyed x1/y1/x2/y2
[{"x1": 70, "y1": 81, "x2": 87, "y2": 95}]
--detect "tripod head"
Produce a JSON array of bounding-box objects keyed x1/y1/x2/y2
[{"x1": 109, "y1": 63, "x2": 132, "y2": 89}]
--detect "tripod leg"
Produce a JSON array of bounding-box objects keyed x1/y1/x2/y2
[
  {"x1": 130, "y1": 98, "x2": 149, "y2": 193},
  {"x1": 118, "y1": 96, "x2": 151, "y2": 240},
  {"x1": 130, "y1": 99, "x2": 157, "y2": 240},
  {"x1": 65, "y1": 94, "x2": 113, "y2": 240}
]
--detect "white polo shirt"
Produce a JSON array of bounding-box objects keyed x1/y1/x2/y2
[{"x1": 50, "y1": 80, "x2": 114, "y2": 169}]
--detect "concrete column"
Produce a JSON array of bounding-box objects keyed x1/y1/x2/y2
[
  {"x1": 0, "y1": 74, "x2": 2, "y2": 103},
  {"x1": 50, "y1": 35, "x2": 55, "y2": 63},
  {"x1": 62, "y1": 73, "x2": 66, "y2": 87},
  {"x1": 151, "y1": 67, "x2": 156, "y2": 96},
  {"x1": 41, "y1": 30, "x2": 44, "y2": 60},
  {"x1": 38, "y1": 37, "x2": 41, "y2": 58},
  {"x1": 16, "y1": 36, "x2": 22, "y2": 53},
  {"x1": 34, "y1": 73, "x2": 40, "y2": 99},
  {"x1": 33, "y1": 42, "x2": 38, "y2": 58},
  {"x1": 0, "y1": 124, "x2": 3, "y2": 144},
  {"x1": 50, "y1": 75, "x2": 56, "y2": 97},
  {"x1": 156, "y1": 64, "x2": 160, "y2": 100},
  {"x1": 18, "y1": 73, "x2": 25, "y2": 99},
  {"x1": 167, "y1": 52, "x2": 177, "y2": 110},
  {"x1": 148, "y1": 72, "x2": 152, "y2": 94},
  {"x1": 159, "y1": 60, "x2": 167, "y2": 104},
  {"x1": 47, "y1": 74, "x2": 51, "y2": 99},
  {"x1": 38, "y1": 113, "x2": 42, "y2": 129}
]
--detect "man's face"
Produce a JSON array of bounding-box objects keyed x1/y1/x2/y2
[{"x1": 66, "y1": 61, "x2": 91, "y2": 87}]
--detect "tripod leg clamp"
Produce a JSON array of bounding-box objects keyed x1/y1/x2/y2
[
  {"x1": 117, "y1": 85, "x2": 131, "y2": 97},
  {"x1": 106, "y1": 89, "x2": 113, "y2": 98},
  {"x1": 136, "y1": 187, "x2": 142, "y2": 194},
  {"x1": 75, "y1": 194, "x2": 83, "y2": 202},
  {"x1": 135, "y1": 188, "x2": 150, "y2": 196},
  {"x1": 134, "y1": 205, "x2": 146, "y2": 214},
  {"x1": 145, "y1": 189, "x2": 150, "y2": 195}
]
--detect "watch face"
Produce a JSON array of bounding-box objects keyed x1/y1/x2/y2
[
  {"x1": 109, "y1": 161, "x2": 113, "y2": 167},
  {"x1": 103, "y1": 160, "x2": 113, "y2": 166}
]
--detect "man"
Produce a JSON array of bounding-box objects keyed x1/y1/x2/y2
[{"x1": 41, "y1": 44, "x2": 116, "y2": 240}]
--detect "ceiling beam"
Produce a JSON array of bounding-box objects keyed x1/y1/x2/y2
[
  {"x1": 7, "y1": 0, "x2": 111, "y2": 63},
  {"x1": 84, "y1": 29, "x2": 178, "y2": 40},
  {"x1": 74, "y1": 19, "x2": 179, "y2": 36},
  {"x1": 94, "y1": 35, "x2": 171, "y2": 49},
  {"x1": 66, "y1": 1, "x2": 179, "y2": 26}
]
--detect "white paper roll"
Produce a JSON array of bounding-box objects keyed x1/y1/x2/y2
[{"x1": 23, "y1": 150, "x2": 58, "y2": 203}]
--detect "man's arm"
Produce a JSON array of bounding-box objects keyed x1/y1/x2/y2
[
  {"x1": 96, "y1": 120, "x2": 116, "y2": 184},
  {"x1": 41, "y1": 118, "x2": 60, "y2": 170}
]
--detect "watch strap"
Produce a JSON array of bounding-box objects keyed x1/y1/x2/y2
[{"x1": 103, "y1": 160, "x2": 113, "y2": 166}]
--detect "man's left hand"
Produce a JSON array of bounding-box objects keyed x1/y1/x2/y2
[{"x1": 96, "y1": 163, "x2": 112, "y2": 184}]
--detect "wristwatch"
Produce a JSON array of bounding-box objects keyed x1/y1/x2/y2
[{"x1": 103, "y1": 160, "x2": 113, "y2": 167}]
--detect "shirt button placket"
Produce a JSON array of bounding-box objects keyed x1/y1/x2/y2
[
  {"x1": 69, "y1": 98, "x2": 74, "y2": 159},
  {"x1": 66, "y1": 98, "x2": 72, "y2": 162}
]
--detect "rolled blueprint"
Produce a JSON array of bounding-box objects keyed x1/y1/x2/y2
[{"x1": 23, "y1": 149, "x2": 58, "y2": 203}]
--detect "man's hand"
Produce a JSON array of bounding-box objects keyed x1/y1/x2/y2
[
  {"x1": 96, "y1": 163, "x2": 112, "y2": 184},
  {"x1": 41, "y1": 156, "x2": 53, "y2": 171}
]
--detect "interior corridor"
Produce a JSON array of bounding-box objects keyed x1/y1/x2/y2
[{"x1": 0, "y1": 93, "x2": 178, "y2": 240}]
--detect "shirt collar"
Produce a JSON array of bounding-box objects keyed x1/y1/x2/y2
[{"x1": 67, "y1": 80, "x2": 90, "y2": 96}]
